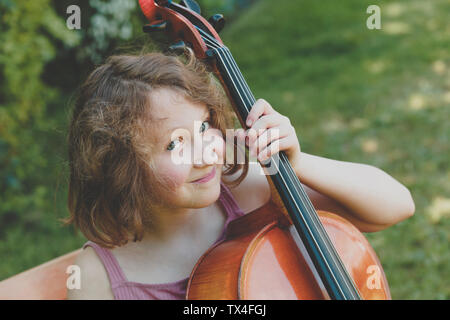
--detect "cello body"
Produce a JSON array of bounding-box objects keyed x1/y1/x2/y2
[{"x1": 187, "y1": 200, "x2": 391, "y2": 299}]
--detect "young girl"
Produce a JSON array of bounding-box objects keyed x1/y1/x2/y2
[{"x1": 66, "y1": 50, "x2": 415, "y2": 300}]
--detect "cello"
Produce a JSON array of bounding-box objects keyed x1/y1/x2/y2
[{"x1": 138, "y1": 0, "x2": 391, "y2": 300}]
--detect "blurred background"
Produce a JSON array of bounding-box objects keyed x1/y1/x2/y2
[{"x1": 0, "y1": 0, "x2": 448, "y2": 299}]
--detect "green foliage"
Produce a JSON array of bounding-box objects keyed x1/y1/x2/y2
[
  {"x1": 0, "y1": 0, "x2": 148, "y2": 278},
  {"x1": 82, "y1": 0, "x2": 138, "y2": 63},
  {"x1": 0, "y1": 0, "x2": 80, "y2": 225}
]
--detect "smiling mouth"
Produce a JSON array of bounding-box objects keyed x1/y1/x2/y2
[{"x1": 191, "y1": 167, "x2": 216, "y2": 183}]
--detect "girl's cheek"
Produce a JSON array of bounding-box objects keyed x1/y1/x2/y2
[{"x1": 154, "y1": 154, "x2": 191, "y2": 189}]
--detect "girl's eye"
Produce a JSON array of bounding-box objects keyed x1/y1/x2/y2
[
  {"x1": 167, "y1": 136, "x2": 183, "y2": 151},
  {"x1": 200, "y1": 120, "x2": 210, "y2": 133},
  {"x1": 166, "y1": 120, "x2": 210, "y2": 152}
]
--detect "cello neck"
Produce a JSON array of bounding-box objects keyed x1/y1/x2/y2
[{"x1": 200, "y1": 31, "x2": 361, "y2": 299}]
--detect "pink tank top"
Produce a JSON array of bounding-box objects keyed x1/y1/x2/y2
[{"x1": 82, "y1": 181, "x2": 245, "y2": 300}]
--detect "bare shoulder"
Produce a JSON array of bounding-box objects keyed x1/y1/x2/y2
[
  {"x1": 66, "y1": 246, "x2": 114, "y2": 300},
  {"x1": 222, "y1": 162, "x2": 271, "y2": 214}
]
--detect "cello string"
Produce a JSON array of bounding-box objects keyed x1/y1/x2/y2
[
  {"x1": 199, "y1": 31, "x2": 340, "y2": 266},
  {"x1": 199, "y1": 32, "x2": 352, "y2": 298},
  {"x1": 200, "y1": 35, "x2": 255, "y2": 110},
  {"x1": 198, "y1": 30, "x2": 358, "y2": 298},
  {"x1": 278, "y1": 152, "x2": 358, "y2": 288},
  {"x1": 215, "y1": 42, "x2": 359, "y2": 297},
  {"x1": 204, "y1": 37, "x2": 356, "y2": 298},
  {"x1": 198, "y1": 28, "x2": 255, "y2": 106},
  {"x1": 210, "y1": 41, "x2": 327, "y2": 230},
  {"x1": 200, "y1": 33, "x2": 324, "y2": 227},
  {"x1": 213, "y1": 48, "x2": 349, "y2": 298},
  {"x1": 200, "y1": 34, "x2": 253, "y2": 111}
]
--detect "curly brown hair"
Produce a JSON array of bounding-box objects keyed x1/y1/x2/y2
[{"x1": 65, "y1": 49, "x2": 249, "y2": 248}]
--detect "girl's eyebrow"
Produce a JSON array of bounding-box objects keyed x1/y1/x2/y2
[{"x1": 162, "y1": 110, "x2": 210, "y2": 134}]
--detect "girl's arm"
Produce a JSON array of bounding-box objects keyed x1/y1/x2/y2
[
  {"x1": 240, "y1": 99, "x2": 415, "y2": 232},
  {"x1": 293, "y1": 152, "x2": 415, "y2": 232}
]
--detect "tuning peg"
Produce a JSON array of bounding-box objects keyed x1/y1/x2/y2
[
  {"x1": 208, "y1": 14, "x2": 225, "y2": 33},
  {"x1": 168, "y1": 40, "x2": 188, "y2": 54},
  {"x1": 143, "y1": 20, "x2": 168, "y2": 33},
  {"x1": 179, "y1": 0, "x2": 201, "y2": 14}
]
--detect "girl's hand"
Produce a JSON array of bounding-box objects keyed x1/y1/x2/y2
[{"x1": 235, "y1": 99, "x2": 302, "y2": 169}]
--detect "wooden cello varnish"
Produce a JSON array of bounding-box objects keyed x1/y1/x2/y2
[{"x1": 187, "y1": 179, "x2": 390, "y2": 299}]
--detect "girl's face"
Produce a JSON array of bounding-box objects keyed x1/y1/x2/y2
[{"x1": 148, "y1": 87, "x2": 226, "y2": 210}]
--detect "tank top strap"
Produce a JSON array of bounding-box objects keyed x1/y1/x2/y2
[
  {"x1": 82, "y1": 241, "x2": 127, "y2": 287},
  {"x1": 219, "y1": 180, "x2": 245, "y2": 218}
]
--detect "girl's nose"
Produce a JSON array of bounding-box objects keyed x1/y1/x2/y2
[{"x1": 193, "y1": 128, "x2": 224, "y2": 168}]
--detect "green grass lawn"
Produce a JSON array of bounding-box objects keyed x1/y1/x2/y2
[{"x1": 1, "y1": 0, "x2": 448, "y2": 299}]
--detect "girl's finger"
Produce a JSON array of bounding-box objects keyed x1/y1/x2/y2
[
  {"x1": 257, "y1": 136, "x2": 294, "y2": 162},
  {"x1": 248, "y1": 114, "x2": 291, "y2": 145},
  {"x1": 246, "y1": 99, "x2": 273, "y2": 127},
  {"x1": 247, "y1": 114, "x2": 285, "y2": 145},
  {"x1": 252, "y1": 126, "x2": 290, "y2": 157},
  {"x1": 251, "y1": 114, "x2": 281, "y2": 132}
]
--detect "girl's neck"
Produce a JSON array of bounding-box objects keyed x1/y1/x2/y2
[{"x1": 140, "y1": 204, "x2": 218, "y2": 245}]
